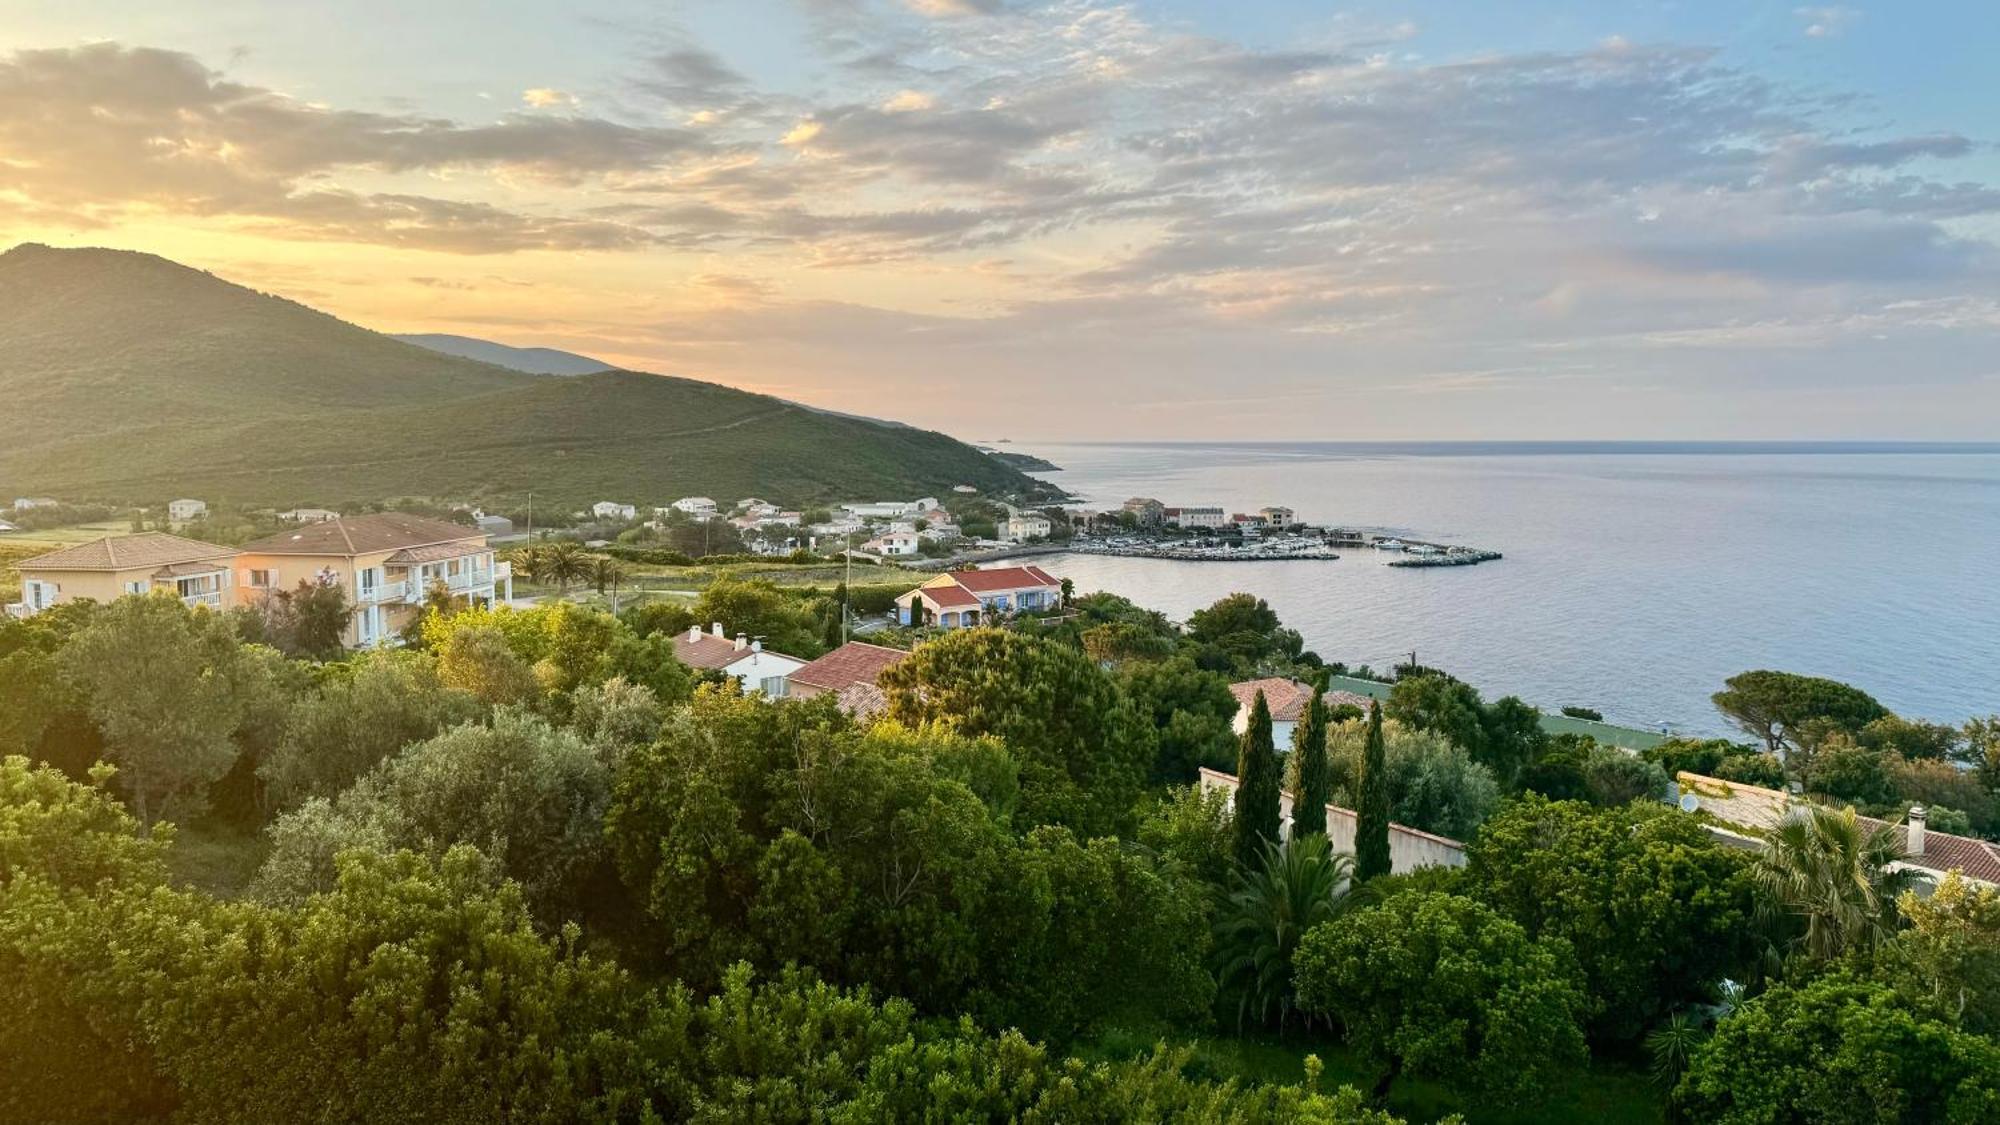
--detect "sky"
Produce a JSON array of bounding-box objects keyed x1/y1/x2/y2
[{"x1": 4, "y1": 1, "x2": 1999, "y2": 440}]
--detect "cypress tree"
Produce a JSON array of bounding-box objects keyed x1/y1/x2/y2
[
  {"x1": 1232, "y1": 690, "x2": 1282, "y2": 871},
  {"x1": 1290, "y1": 688, "x2": 1330, "y2": 839},
  {"x1": 1355, "y1": 700, "x2": 1392, "y2": 882}
]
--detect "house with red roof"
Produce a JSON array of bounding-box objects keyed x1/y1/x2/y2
[
  {"x1": 1229, "y1": 677, "x2": 1377, "y2": 748},
  {"x1": 895, "y1": 565, "x2": 1063, "y2": 629},
  {"x1": 1675, "y1": 771, "x2": 2000, "y2": 888},
  {"x1": 787, "y1": 640, "x2": 909, "y2": 718}
]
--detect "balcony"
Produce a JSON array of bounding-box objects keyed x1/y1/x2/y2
[
  {"x1": 181, "y1": 591, "x2": 223, "y2": 610},
  {"x1": 446, "y1": 568, "x2": 494, "y2": 591},
  {"x1": 357, "y1": 580, "x2": 410, "y2": 604}
]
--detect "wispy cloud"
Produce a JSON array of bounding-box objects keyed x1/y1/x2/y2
[{"x1": 1795, "y1": 6, "x2": 1861, "y2": 38}]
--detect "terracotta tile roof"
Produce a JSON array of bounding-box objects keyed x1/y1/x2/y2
[
  {"x1": 1230, "y1": 678, "x2": 1312, "y2": 722},
  {"x1": 1325, "y1": 690, "x2": 1376, "y2": 712},
  {"x1": 671, "y1": 630, "x2": 752, "y2": 671},
  {"x1": 238, "y1": 513, "x2": 482, "y2": 557},
  {"x1": 152, "y1": 560, "x2": 231, "y2": 578},
  {"x1": 790, "y1": 641, "x2": 909, "y2": 693},
  {"x1": 915, "y1": 584, "x2": 980, "y2": 609},
  {"x1": 18, "y1": 533, "x2": 235, "y2": 572},
  {"x1": 1228, "y1": 679, "x2": 1378, "y2": 723},
  {"x1": 384, "y1": 541, "x2": 489, "y2": 565},
  {"x1": 1678, "y1": 771, "x2": 2000, "y2": 886},
  {"x1": 947, "y1": 565, "x2": 1061, "y2": 593},
  {"x1": 835, "y1": 682, "x2": 889, "y2": 721}
]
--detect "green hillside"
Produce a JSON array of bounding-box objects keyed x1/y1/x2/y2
[{"x1": 0, "y1": 244, "x2": 1040, "y2": 509}]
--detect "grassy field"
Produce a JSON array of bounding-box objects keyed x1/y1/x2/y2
[
  {"x1": 1072, "y1": 1025, "x2": 1664, "y2": 1125},
  {"x1": 514, "y1": 558, "x2": 925, "y2": 605}
]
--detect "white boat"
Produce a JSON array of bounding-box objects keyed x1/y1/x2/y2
[{"x1": 1375, "y1": 538, "x2": 1406, "y2": 551}]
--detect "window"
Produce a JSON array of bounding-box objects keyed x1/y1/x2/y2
[
  {"x1": 24, "y1": 579, "x2": 55, "y2": 610},
  {"x1": 124, "y1": 580, "x2": 147, "y2": 595},
  {"x1": 246, "y1": 569, "x2": 275, "y2": 589},
  {"x1": 359, "y1": 567, "x2": 381, "y2": 596},
  {"x1": 760, "y1": 676, "x2": 789, "y2": 697}
]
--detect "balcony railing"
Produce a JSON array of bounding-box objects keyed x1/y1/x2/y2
[
  {"x1": 357, "y1": 580, "x2": 409, "y2": 603},
  {"x1": 446, "y1": 568, "x2": 494, "y2": 591},
  {"x1": 181, "y1": 591, "x2": 223, "y2": 609}
]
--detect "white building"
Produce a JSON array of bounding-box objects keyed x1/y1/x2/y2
[
  {"x1": 278, "y1": 507, "x2": 340, "y2": 523},
  {"x1": 840, "y1": 497, "x2": 941, "y2": 520},
  {"x1": 669, "y1": 623, "x2": 808, "y2": 696},
  {"x1": 1170, "y1": 506, "x2": 1226, "y2": 529},
  {"x1": 670, "y1": 497, "x2": 718, "y2": 516},
  {"x1": 167, "y1": 499, "x2": 208, "y2": 522},
  {"x1": 591, "y1": 501, "x2": 637, "y2": 521},
  {"x1": 1004, "y1": 513, "x2": 1052, "y2": 542},
  {"x1": 12, "y1": 498, "x2": 58, "y2": 511},
  {"x1": 863, "y1": 530, "x2": 921, "y2": 557},
  {"x1": 1259, "y1": 506, "x2": 1296, "y2": 527}
]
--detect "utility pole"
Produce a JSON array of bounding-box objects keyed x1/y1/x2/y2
[
  {"x1": 525, "y1": 491, "x2": 534, "y2": 542},
  {"x1": 842, "y1": 530, "x2": 853, "y2": 644}
]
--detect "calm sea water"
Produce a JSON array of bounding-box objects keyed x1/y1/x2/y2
[{"x1": 1023, "y1": 442, "x2": 2000, "y2": 737}]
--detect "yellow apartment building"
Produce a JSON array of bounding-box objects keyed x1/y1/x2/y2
[
  {"x1": 234, "y1": 512, "x2": 510, "y2": 647},
  {"x1": 10, "y1": 532, "x2": 239, "y2": 616}
]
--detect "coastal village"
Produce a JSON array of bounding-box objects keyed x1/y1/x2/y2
[{"x1": 6, "y1": 491, "x2": 1994, "y2": 896}]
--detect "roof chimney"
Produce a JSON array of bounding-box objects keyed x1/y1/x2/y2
[
  {"x1": 711, "y1": 621, "x2": 725, "y2": 638},
  {"x1": 688, "y1": 625, "x2": 702, "y2": 643},
  {"x1": 1908, "y1": 805, "x2": 1927, "y2": 857},
  {"x1": 734, "y1": 633, "x2": 748, "y2": 651}
]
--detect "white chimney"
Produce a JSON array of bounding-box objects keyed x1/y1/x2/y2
[
  {"x1": 1908, "y1": 805, "x2": 1927, "y2": 856},
  {"x1": 687, "y1": 626, "x2": 702, "y2": 643},
  {"x1": 711, "y1": 621, "x2": 725, "y2": 638},
  {"x1": 733, "y1": 633, "x2": 747, "y2": 651}
]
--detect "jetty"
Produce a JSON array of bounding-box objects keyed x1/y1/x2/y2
[
  {"x1": 1386, "y1": 547, "x2": 1503, "y2": 567},
  {"x1": 1068, "y1": 541, "x2": 1341, "y2": 562}
]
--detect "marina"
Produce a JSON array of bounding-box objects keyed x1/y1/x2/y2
[{"x1": 1063, "y1": 530, "x2": 1501, "y2": 566}]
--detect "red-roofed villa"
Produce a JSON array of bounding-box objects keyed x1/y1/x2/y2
[{"x1": 895, "y1": 565, "x2": 1063, "y2": 628}]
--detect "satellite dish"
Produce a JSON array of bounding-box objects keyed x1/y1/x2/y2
[{"x1": 1679, "y1": 793, "x2": 1701, "y2": 814}]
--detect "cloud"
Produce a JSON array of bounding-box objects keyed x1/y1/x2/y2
[
  {"x1": 1795, "y1": 6, "x2": 1860, "y2": 38},
  {"x1": 522, "y1": 87, "x2": 578, "y2": 109},
  {"x1": 880, "y1": 89, "x2": 935, "y2": 113},
  {"x1": 4, "y1": 5, "x2": 1997, "y2": 437},
  {"x1": 0, "y1": 42, "x2": 712, "y2": 250}
]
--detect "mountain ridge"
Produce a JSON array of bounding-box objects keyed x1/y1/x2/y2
[
  {"x1": 0, "y1": 244, "x2": 1040, "y2": 509},
  {"x1": 390, "y1": 333, "x2": 615, "y2": 376}
]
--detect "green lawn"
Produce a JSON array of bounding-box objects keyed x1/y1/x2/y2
[{"x1": 1072, "y1": 1025, "x2": 1664, "y2": 1125}]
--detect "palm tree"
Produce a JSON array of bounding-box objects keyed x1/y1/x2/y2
[
  {"x1": 542, "y1": 542, "x2": 587, "y2": 595},
  {"x1": 589, "y1": 557, "x2": 625, "y2": 612},
  {"x1": 509, "y1": 545, "x2": 546, "y2": 586},
  {"x1": 1755, "y1": 802, "x2": 1916, "y2": 963},
  {"x1": 1213, "y1": 832, "x2": 1354, "y2": 1030}
]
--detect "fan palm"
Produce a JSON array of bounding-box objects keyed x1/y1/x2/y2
[
  {"x1": 509, "y1": 545, "x2": 546, "y2": 586},
  {"x1": 1754, "y1": 802, "x2": 1916, "y2": 963},
  {"x1": 541, "y1": 542, "x2": 588, "y2": 594},
  {"x1": 1213, "y1": 831, "x2": 1354, "y2": 1030},
  {"x1": 589, "y1": 557, "x2": 625, "y2": 611}
]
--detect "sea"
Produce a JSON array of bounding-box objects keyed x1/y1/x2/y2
[{"x1": 1019, "y1": 442, "x2": 2000, "y2": 738}]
